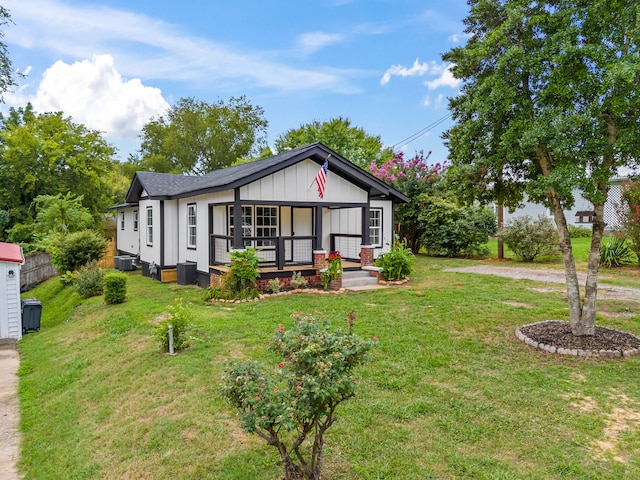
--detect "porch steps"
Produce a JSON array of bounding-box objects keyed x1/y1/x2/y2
[{"x1": 341, "y1": 270, "x2": 383, "y2": 291}]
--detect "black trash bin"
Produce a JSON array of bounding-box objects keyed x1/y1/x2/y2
[{"x1": 22, "y1": 299, "x2": 42, "y2": 334}]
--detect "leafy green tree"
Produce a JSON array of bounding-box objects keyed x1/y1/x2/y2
[
  {"x1": 136, "y1": 96, "x2": 268, "y2": 175},
  {"x1": 49, "y1": 230, "x2": 108, "y2": 273},
  {"x1": 443, "y1": 0, "x2": 640, "y2": 336},
  {"x1": 32, "y1": 193, "x2": 94, "y2": 236},
  {"x1": 275, "y1": 117, "x2": 392, "y2": 168},
  {"x1": 0, "y1": 106, "x2": 120, "y2": 228}
]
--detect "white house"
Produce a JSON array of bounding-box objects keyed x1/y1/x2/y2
[
  {"x1": 499, "y1": 177, "x2": 630, "y2": 230},
  {"x1": 114, "y1": 143, "x2": 409, "y2": 287},
  {"x1": 0, "y1": 242, "x2": 24, "y2": 341}
]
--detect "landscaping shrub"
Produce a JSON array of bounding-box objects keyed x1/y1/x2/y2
[
  {"x1": 103, "y1": 271, "x2": 127, "y2": 304},
  {"x1": 568, "y1": 224, "x2": 592, "y2": 238},
  {"x1": 221, "y1": 312, "x2": 377, "y2": 480},
  {"x1": 267, "y1": 278, "x2": 282, "y2": 294},
  {"x1": 290, "y1": 271, "x2": 309, "y2": 289},
  {"x1": 374, "y1": 236, "x2": 414, "y2": 281},
  {"x1": 600, "y1": 236, "x2": 634, "y2": 268},
  {"x1": 498, "y1": 215, "x2": 559, "y2": 262},
  {"x1": 73, "y1": 261, "x2": 104, "y2": 298},
  {"x1": 419, "y1": 196, "x2": 497, "y2": 257},
  {"x1": 49, "y1": 229, "x2": 108, "y2": 273},
  {"x1": 153, "y1": 298, "x2": 191, "y2": 352},
  {"x1": 225, "y1": 249, "x2": 260, "y2": 294}
]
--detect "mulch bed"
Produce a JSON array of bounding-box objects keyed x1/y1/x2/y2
[{"x1": 518, "y1": 321, "x2": 640, "y2": 357}]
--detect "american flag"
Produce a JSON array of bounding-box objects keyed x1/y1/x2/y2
[{"x1": 315, "y1": 158, "x2": 329, "y2": 198}]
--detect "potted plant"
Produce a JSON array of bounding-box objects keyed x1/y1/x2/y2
[{"x1": 320, "y1": 250, "x2": 343, "y2": 290}]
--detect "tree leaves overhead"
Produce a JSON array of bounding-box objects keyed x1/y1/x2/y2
[
  {"x1": 443, "y1": 0, "x2": 640, "y2": 335},
  {"x1": 137, "y1": 96, "x2": 268, "y2": 175},
  {"x1": 0, "y1": 6, "x2": 19, "y2": 103},
  {"x1": 0, "y1": 106, "x2": 120, "y2": 227},
  {"x1": 274, "y1": 117, "x2": 393, "y2": 168}
]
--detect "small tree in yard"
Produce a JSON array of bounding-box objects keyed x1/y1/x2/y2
[{"x1": 221, "y1": 312, "x2": 376, "y2": 480}]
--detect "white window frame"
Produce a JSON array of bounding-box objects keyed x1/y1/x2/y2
[
  {"x1": 133, "y1": 210, "x2": 138, "y2": 231},
  {"x1": 146, "y1": 207, "x2": 153, "y2": 246},
  {"x1": 369, "y1": 208, "x2": 383, "y2": 248},
  {"x1": 187, "y1": 204, "x2": 197, "y2": 249},
  {"x1": 120, "y1": 212, "x2": 125, "y2": 230}
]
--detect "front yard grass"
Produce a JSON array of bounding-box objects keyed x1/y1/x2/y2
[{"x1": 17, "y1": 256, "x2": 640, "y2": 479}]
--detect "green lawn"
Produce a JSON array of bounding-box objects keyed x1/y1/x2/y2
[{"x1": 17, "y1": 257, "x2": 640, "y2": 479}]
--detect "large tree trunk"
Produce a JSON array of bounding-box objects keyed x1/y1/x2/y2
[
  {"x1": 580, "y1": 203, "x2": 607, "y2": 335},
  {"x1": 548, "y1": 192, "x2": 585, "y2": 332}
]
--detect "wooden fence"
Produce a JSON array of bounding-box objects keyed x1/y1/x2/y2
[
  {"x1": 21, "y1": 252, "x2": 58, "y2": 292},
  {"x1": 20, "y1": 239, "x2": 116, "y2": 291}
]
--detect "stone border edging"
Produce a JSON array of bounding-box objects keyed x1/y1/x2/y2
[{"x1": 515, "y1": 320, "x2": 640, "y2": 358}]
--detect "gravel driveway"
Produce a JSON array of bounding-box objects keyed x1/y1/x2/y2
[
  {"x1": 0, "y1": 345, "x2": 20, "y2": 480},
  {"x1": 444, "y1": 265, "x2": 640, "y2": 301}
]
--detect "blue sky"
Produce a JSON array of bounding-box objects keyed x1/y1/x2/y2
[{"x1": 3, "y1": 0, "x2": 470, "y2": 164}]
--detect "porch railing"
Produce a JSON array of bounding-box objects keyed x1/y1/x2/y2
[
  {"x1": 330, "y1": 234, "x2": 362, "y2": 262},
  {"x1": 210, "y1": 234, "x2": 316, "y2": 270}
]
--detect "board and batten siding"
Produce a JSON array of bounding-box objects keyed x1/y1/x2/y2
[
  {"x1": 139, "y1": 199, "x2": 161, "y2": 266},
  {"x1": 0, "y1": 261, "x2": 22, "y2": 340},
  {"x1": 162, "y1": 200, "x2": 179, "y2": 267},
  {"x1": 178, "y1": 191, "x2": 233, "y2": 273},
  {"x1": 116, "y1": 206, "x2": 140, "y2": 256},
  {"x1": 371, "y1": 199, "x2": 394, "y2": 255},
  {"x1": 240, "y1": 159, "x2": 367, "y2": 203}
]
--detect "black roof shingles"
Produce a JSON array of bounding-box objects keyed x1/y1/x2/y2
[{"x1": 125, "y1": 143, "x2": 408, "y2": 204}]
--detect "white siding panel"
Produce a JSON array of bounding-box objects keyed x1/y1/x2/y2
[
  {"x1": 116, "y1": 207, "x2": 140, "y2": 256},
  {"x1": 0, "y1": 261, "x2": 22, "y2": 340},
  {"x1": 240, "y1": 159, "x2": 367, "y2": 203},
  {"x1": 163, "y1": 200, "x2": 179, "y2": 266}
]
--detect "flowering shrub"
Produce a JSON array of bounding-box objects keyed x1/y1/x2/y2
[
  {"x1": 374, "y1": 235, "x2": 414, "y2": 280},
  {"x1": 370, "y1": 151, "x2": 446, "y2": 252},
  {"x1": 320, "y1": 250, "x2": 342, "y2": 289},
  {"x1": 617, "y1": 181, "x2": 640, "y2": 266},
  {"x1": 221, "y1": 312, "x2": 377, "y2": 480},
  {"x1": 498, "y1": 215, "x2": 559, "y2": 262}
]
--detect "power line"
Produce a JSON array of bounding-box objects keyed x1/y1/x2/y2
[{"x1": 391, "y1": 113, "x2": 452, "y2": 152}]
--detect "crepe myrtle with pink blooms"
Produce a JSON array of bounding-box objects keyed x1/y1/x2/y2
[{"x1": 370, "y1": 150, "x2": 447, "y2": 253}]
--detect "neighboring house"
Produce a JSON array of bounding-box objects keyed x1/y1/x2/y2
[
  {"x1": 0, "y1": 242, "x2": 24, "y2": 341},
  {"x1": 498, "y1": 177, "x2": 630, "y2": 230},
  {"x1": 114, "y1": 143, "x2": 409, "y2": 287}
]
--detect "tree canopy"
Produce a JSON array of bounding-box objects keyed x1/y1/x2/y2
[
  {"x1": 135, "y1": 96, "x2": 268, "y2": 175},
  {"x1": 0, "y1": 105, "x2": 121, "y2": 232},
  {"x1": 443, "y1": 0, "x2": 640, "y2": 335},
  {"x1": 0, "y1": 6, "x2": 18, "y2": 102},
  {"x1": 275, "y1": 117, "x2": 393, "y2": 168}
]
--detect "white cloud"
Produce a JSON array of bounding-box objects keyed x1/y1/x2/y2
[
  {"x1": 425, "y1": 65, "x2": 461, "y2": 90},
  {"x1": 27, "y1": 54, "x2": 169, "y2": 140},
  {"x1": 5, "y1": 0, "x2": 353, "y2": 93},
  {"x1": 381, "y1": 58, "x2": 431, "y2": 85},
  {"x1": 297, "y1": 32, "x2": 345, "y2": 55}
]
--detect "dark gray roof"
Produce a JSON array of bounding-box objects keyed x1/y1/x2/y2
[{"x1": 124, "y1": 142, "x2": 409, "y2": 204}]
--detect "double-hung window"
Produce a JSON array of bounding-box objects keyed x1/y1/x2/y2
[
  {"x1": 255, "y1": 206, "x2": 277, "y2": 248},
  {"x1": 133, "y1": 211, "x2": 138, "y2": 231},
  {"x1": 369, "y1": 209, "x2": 382, "y2": 247},
  {"x1": 187, "y1": 204, "x2": 197, "y2": 248},
  {"x1": 146, "y1": 207, "x2": 153, "y2": 245},
  {"x1": 120, "y1": 212, "x2": 125, "y2": 230}
]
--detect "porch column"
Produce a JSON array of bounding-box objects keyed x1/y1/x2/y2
[
  {"x1": 233, "y1": 188, "x2": 243, "y2": 249},
  {"x1": 361, "y1": 203, "x2": 370, "y2": 245},
  {"x1": 315, "y1": 205, "x2": 323, "y2": 250}
]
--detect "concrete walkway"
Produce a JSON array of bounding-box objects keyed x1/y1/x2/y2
[{"x1": 0, "y1": 344, "x2": 20, "y2": 480}]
